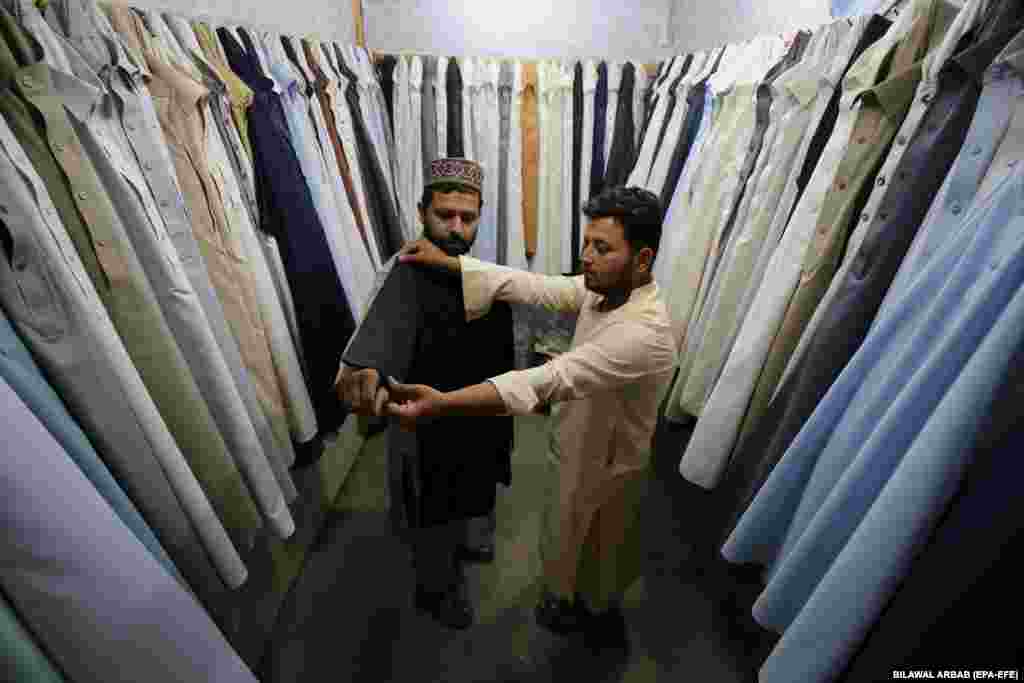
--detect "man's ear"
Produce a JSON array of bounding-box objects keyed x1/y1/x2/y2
[{"x1": 636, "y1": 246, "x2": 655, "y2": 274}]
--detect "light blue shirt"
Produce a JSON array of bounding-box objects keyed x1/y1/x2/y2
[
  {"x1": 723, "y1": 160, "x2": 1024, "y2": 680},
  {"x1": 0, "y1": 375, "x2": 258, "y2": 683},
  {"x1": 878, "y1": 57, "x2": 1024, "y2": 320},
  {"x1": 0, "y1": 311, "x2": 181, "y2": 583}
]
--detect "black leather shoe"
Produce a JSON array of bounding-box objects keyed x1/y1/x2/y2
[
  {"x1": 534, "y1": 592, "x2": 584, "y2": 635},
  {"x1": 582, "y1": 606, "x2": 629, "y2": 651},
  {"x1": 456, "y1": 543, "x2": 496, "y2": 564},
  {"x1": 415, "y1": 585, "x2": 474, "y2": 630}
]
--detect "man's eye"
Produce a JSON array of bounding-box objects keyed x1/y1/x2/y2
[{"x1": 461, "y1": 214, "x2": 478, "y2": 223}]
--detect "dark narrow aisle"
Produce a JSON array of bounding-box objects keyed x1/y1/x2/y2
[{"x1": 261, "y1": 413, "x2": 771, "y2": 682}]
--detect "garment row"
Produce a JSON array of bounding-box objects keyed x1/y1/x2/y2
[
  {"x1": 375, "y1": 52, "x2": 657, "y2": 275},
  {"x1": 0, "y1": 0, "x2": 414, "y2": 678},
  {"x1": 631, "y1": 0, "x2": 1024, "y2": 679}
]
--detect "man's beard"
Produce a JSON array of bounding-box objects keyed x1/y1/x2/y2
[{"x1": 427, "y1": 232, "x2": 473, "y2": 257}]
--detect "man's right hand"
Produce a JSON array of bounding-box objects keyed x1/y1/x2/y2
[
  {"x1": 398, "y1": 239, "x2": 461, "y2": 272},
  {"x1": 336, "y1": 367, "x2": 390, "y2": 417}
]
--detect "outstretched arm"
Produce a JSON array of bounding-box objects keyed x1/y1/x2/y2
[
  {"x1": 386, "y1": 320, "x2": 677, "y2": 428},
  {"x1": 398, "y1": 239, "x2": 587, "y2": 320},
  {"x1": 386, "y1": 381, "x2": 507, "y2": 430}
]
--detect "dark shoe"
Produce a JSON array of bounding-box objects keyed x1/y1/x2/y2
[
  {"x1": 456, "y1": 543, "x2": 496, "y2": 564},
  {"x1": 534, "y1": 592, "x2": 584, "y2": 635},
  {"x1": 415, "y1": 585, "x2": 474, "y2": 630},
  {"x1": 582, "y1": 606, "x2": 630, "y2": 651}
]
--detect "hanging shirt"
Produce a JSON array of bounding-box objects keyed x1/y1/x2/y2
[
  {"x1": 0, "y1": 594, "x2": 65, "y2": 683},
  {"x1": 0, "y1": 290, "x2": 179, "y2": 583},
  {"x1": 521, "y1": 61, "x2": 539, "y2": 258},
  {"x1": 311, "y1": 40, "x2": 381, "y2": 271},
  {"x1": 420, "y1": 54, "x2": 438, "y2": 178},
  {"x1": 0, "y1": 375, "x2": 259, "y2": 683},
  {"x1": 504, "y1": 60, "x2": 528, "y2": 270},
  {"x1": 604, "y1": 61, "x2": 637, "y2": 187},
  {"x1": 498, "y1": 59, "x2": 514, "y2": 266},
  {"x1": 661, "y1": 38, "x2": 786, "y2": 350},
  {"x1": 471, "y1": 58, "x2": 500, "y2": 264},
  {"x1": 603, "y1": 61, "x2": 622, "y2": 173}
]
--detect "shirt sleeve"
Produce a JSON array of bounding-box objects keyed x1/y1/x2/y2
[
  {"x1": 487, "y1": 320, "x2": 676, "y2": 415},
  {"x1": 460, "y1": 255, "x2": 588, "y2": 321}
]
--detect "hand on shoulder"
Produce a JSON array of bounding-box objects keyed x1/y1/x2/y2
[{"x1": 398, "y1": 239, "x2": 462, "y2": 273}]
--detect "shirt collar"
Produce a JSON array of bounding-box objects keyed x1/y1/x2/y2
[
  {"x1": 148, "y1": 48, "x2": 208, "y2": 110},
  {"x1": 863, "y1": 59, "x2": 924, "y2": 117}
]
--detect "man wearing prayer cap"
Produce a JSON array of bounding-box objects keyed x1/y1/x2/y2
[{"x1": 336, "y1": 158, "x2": 513, "y2": 630}]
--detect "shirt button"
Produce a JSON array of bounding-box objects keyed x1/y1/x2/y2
[
  {"x1": 921, "y1": 93, "x2": 932, "y2": 104},
  {"x1": 77, "y1": 191, "x2": 87, "y2": 200},
  {"x1": 862, "y1": 213, "x2": 870, "y2": 222},
  {"x1": 951, "y1": 203, "x2": 962, "y2": 215},
  {"x1": 896, "y1": 135, "x2": 907, "y2": 145},
  {"x1": 876, "y1": 176, "x2": 886, "y2": 187}
]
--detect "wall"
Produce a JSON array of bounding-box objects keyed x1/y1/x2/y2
[
  {"x1": 363, "y1": 0, "x2": 831, "y2": 60},
  {"x1": 125, "y1": 0, "x2": 356, "y2": 43}
]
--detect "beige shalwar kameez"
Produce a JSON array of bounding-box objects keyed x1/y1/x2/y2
[{"x1": 461, "y1": 256, "x2": 677, "y2": 611}]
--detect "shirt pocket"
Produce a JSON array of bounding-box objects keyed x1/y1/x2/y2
[{"x1": 0, "y1": 215, "x2": 67, "y2": 342}]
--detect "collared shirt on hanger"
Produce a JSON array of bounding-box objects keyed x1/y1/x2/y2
[
  {"x1": 671, "y1": 21, "x2": 846, "y2": 427},
  {"x1": 10, "y1": 2, "x2": 257, "y2": 585}
]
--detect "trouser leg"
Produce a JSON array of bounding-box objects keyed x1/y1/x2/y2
[{"x1": 412, "y1": 519, "x2": 464, "y2": 594}]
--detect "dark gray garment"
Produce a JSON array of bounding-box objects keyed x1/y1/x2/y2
[
  {"x1": 446, "y1": 57, "x2": 464, "y2": 157},
  {"x1": 604, "y1": 61, "x2": 637, "y2": 188},
  {"x1": 497, "y1": 61, "x2": 513, "y2": 266},
  {"x1": 421, "y1": 55, "x2": 438, "y2": 174}
]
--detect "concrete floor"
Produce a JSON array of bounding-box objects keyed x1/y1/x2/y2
[{"x1": 261, "y1": 413, "x2": 774, "y2": 682}]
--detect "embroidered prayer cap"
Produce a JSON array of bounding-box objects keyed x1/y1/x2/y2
[{"x1": 426, "y1": 157, "x2": 483, "y2": 193}]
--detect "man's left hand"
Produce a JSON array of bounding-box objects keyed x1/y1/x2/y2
[{"x1": 386, "y1": 381, "x2": 447, "y2": 431}]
